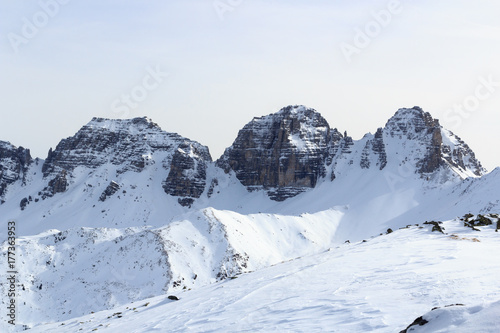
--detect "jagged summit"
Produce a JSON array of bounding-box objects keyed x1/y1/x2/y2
[
  {"x1": 269, "y1": 104, "x2": 326, "y2": 120},
  {"x1": 42, "y1": 116, "x2": 211, "y2": 174},
  {"x1": 38, "y1": 116, "x2": 212, "y2": 205},
  {"x1": 85, "y1": 116, "x2": 161, "y2": 133},
  {"x1": 382, "y1": 106, "x2": 485, "y2": 178},
  {"x1": 243, "y1": 105, "x2": 334, "y2": 143},
  {"x1": 217, "y1": 105, "x2": 341, "y2": 201},
  {"x1": 42, "y1": 116, "x2": 207, "y2": 175},
  {"x1": 0, "y1": 106, "x2": 488, "y2": 205},
  {"x1": 217, "y1": 105, "x2": 485, "y2": 200},
  {"x1": 384, "y1": 106, "x2": 438, "y2": 138}
]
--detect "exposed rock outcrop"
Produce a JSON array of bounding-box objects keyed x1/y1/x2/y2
[
  {"x1": 42, "y1": 117, "x2": 192, "y2": 176},
  {"x1": 48, "y1": 170, "x2": 68, "y2": 194},
  {"x1": 41, "y1": 117, "x2": 212, "y2": 202},
  {"x1": 99, "y1": 181, "x2": 120, "y2": 202},
  {"x1": 440, "y1": 129, "x2": 484, "y2": 177},
  {"x1": 360, "y1": 128, "x2": 387, "y2": 170},
  {"x1": 0, "y1": 141, "x2": 32, "y2": 202},
  {"x1": 1, "y1": 106, "x2": 487, "y2": 206},
  {"x1": 217, "y1": 105, "x2": 342, "y2": 201},
  {"x1": 217, "y1": 105, "x2": 485, "y2": 201},
  {"x1": 383, "y1": 106, "x2": 485, "y2": 178},
  {"x1": 163, "y1": 143, "x2": 210, "y2": 206}
]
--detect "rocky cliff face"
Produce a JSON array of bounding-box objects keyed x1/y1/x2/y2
[
  {"x1": 2, "y1": 106, "x2": 486, "y2": 206},
  {"x1": 218, "y1": 105, "x2": 485, "y2": 201},
  {"x1": 163, "y1": 142, "x2": 210, "y2": 207},
  {"x1": 440, "y1": 128, "x2": 485, "y2": 177},
  {"x1": 217, "y1": 105, "x2": 342, "y2": 201},
  {"x1": 360, "y1": 128, "x2": 387, "y2": 170},
  {"x1": 42, "y1": 117, "x2": 194, "y2": 175},
  {"x1": 383, "y1": 106, "x2": 485, "y2": 178},
  {"x1": 0, "y1": 141, "x2": 32, "y2": 202},
  {"x1": 41, "y1": 117, "x2": 212, "y2": 204}
]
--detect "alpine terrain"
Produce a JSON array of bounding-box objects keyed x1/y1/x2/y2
[{"x1": 1, "y1": 105, "x2": 499, "y2": 332}]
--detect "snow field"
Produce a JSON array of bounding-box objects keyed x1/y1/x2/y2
[{"x1": 21, "y1": 217, "x2": 500, "y2": 332}]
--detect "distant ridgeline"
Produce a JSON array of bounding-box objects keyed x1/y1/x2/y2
[{"x1": 0, "y1": 105, "x2": 485, "y2": 206}]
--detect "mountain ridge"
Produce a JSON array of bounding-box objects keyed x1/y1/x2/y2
[
  {"x1": 0, "y1": 105, "x2": 486, "y2": 206},
  {"x1": 1, "y1": 105, "x2": 499, "y2": 330}
]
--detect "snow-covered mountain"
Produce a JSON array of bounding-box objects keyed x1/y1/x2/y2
[
  {"x1": 217, "y1": 105, "x2": 484, "y2": 201},
  {"x1": 40, "y1": 116, "x2": 211, "y2": 207},
  {"x1": 217, "y1": 105, "x2": 340, "y2": 201},
  {"x1": 0, "y1": 105, "x2": 498, "y2": 331}
]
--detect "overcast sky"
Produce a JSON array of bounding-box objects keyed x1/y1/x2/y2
[{"x1": 1, "y1": 0, "x2": 499, "y2": 170}]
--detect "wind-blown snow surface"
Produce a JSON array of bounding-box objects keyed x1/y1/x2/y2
[{"x1": 24, "y1": 218, "x2": 500, "y2": 332}]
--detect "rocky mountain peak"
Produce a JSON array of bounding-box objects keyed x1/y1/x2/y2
[
  {"x1": 217, "y1": 104, "x2": 486, "y2": 201},
  {"x1": 382, "y1": 106, "x2": 484, "y2": 178},
  {"x1": 384, "y1": 106, "x2": 439, "y2": 139},
  {"x1": 274, "y1": 104, "x2": 328, "y2": 124},
  {"x1": 86, "y1": 116, "x2": 161, "y2": 133},
  {"x1": 42, "y1": 116, "x2": 211, "y2": 175},
  {"x1": 0, "y1": 141, "x2": 32, "y2": 202},
  {"x1": 1, "y1": 106, "x2": 487, "y2": 207},
  {"x1": 40, "y1": 116, "x2": 212, "y2": 204},
  {"x1": 217, "y1": 105, "x2": 339, "y2": 201}
]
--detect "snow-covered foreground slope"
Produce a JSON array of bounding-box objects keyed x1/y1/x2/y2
[
  {"x1": 24, "y1": 216, "x2": 500, "y2": 333},
  {"x1": 0, "y1": 208, "x2": 344, "y2": 328},
  {"x1": 401, "y1": 302, "x2": 500, "y2": 332}
]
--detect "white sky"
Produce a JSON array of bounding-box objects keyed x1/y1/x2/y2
[{"x1": 1, "y1": 0, "x2": 499, "y2": 170}]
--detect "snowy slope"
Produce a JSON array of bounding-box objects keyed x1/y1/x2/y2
[
  {"x1": 21, "y1": 215, "x2": 500, "y2": 333},
  {"x1": 2, "y1": 163, "x2": 498, "y2": 329},
  {"x1": 0, "y1": 106, "x2": 499, "y2": 331},
  {"x1": 0, "y1": 207, "x2": 344, "y2": 328},
  {"x1": 401, "y1": 302, "x2": 500, "y2": 332}
]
